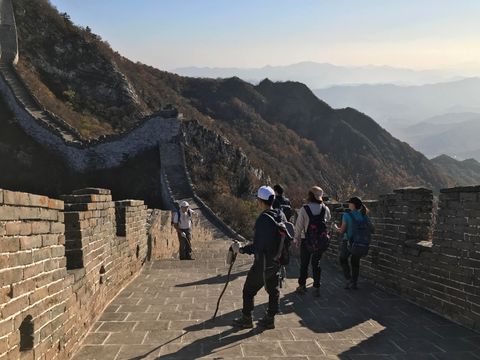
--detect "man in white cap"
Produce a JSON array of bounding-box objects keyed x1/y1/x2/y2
[
  {"x1": 172, "y1": 200, "x2": 195, "y2": 260},
  {"x1": 232, "y1": 185, "x2": 286, "y2": 329}
]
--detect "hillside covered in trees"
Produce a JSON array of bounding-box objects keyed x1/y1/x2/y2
[{"x1": 4, "y1": 0, "x2": 454, "y2": 227}]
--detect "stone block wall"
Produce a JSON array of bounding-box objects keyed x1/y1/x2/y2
[
  {"x1": 0, "y1": 189, "x2": 67, "y2": 359},
  {"x1": 148, "y1": 210, "x2": 180, "y2": 260},
  {"x1": 0, "y1": 188, "x2": 151, "y2": 360},
  {"x1": 115, "y1": 199, "x2": 148, "y2": 272},
  {"x1": 326, "y1": 186, "x2": 480, "y2": 331}
]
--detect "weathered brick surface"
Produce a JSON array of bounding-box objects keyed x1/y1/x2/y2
[
  {"x1": 0, "y1": 188, "x2": 154, "y2": 360},
  {"x1": 326, "y1": 186, "x2": 480, "y2": 331},
  {"x1": 2, "y1": 184, "x2": 478, "y2": 359}
]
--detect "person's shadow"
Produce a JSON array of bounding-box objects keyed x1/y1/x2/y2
[
  {"x1": 129, "y1": 259, "x2": 477, "y2": 359},
  {"x1": 128, "y1": 259, "x2": 374, "y2": 360}
]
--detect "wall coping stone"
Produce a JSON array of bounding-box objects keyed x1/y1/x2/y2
[
  {"x1": 72, "y1": 188, "x2": 112, "y2": 195},
  {"x1": 115, "y1": 200, "x2": 145, "y2": 207},
  {"x1": 440, "y1": 185, "x2": 480, "y2": 193},
  {"x1": 394, "y1": 187, "x2": 433, "y2": 194}
]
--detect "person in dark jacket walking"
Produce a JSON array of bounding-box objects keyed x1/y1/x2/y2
[
  {"x1": 232, "y1": 186, "x2": 285, "y2": 329},
  {"x1": 272, "y1": 184, "x2": 293, "y2": 221}
]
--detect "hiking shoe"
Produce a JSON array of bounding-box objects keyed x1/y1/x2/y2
[
  {"x1": 258, "y1": 315, "x2": 275, "y2": 329},
  {"x1": 351, "y1": 282, "x2": 358, "y2": 290},
  {"x1": 313, "y1": 287, "x2": 321, "y2": 297},
  {"x1": 232, "y1": 315, "x2": 253, "y2": 329},
  {"x1": 295, "y1": 285, "x2": 307, "y2": 294}
]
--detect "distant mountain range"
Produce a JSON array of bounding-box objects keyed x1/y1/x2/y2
[
  {"x1": 432, "y1": 155, "x2": 480, "y2": 186},
  {"x1": 4, "y1": 0, "x2": 453, "y2": 209},
  {"x1": 314, "y1": 78, "x2": 480, "y2": 127},
  {"x1": 395, "y1": 114, "x2": 480, "y2": 161},
  {"x1": 173, "y1": 61, "x2": 460, "y2": 89}
]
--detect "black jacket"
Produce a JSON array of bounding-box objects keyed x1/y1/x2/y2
[
  {"x1": 243, "y1": 209, "x2": 285, "y2": 261},
  {"x1": 272, "y1": 195, "x2": 291, "y2": 210}
]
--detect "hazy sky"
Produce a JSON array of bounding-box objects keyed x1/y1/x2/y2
[{"x1": 49, "y1": 0, "x2": 480, "y2": 71}]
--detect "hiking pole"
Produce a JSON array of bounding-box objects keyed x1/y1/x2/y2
[{"x1": 212, "y1": 242, "x2": 238, "y2": 321}]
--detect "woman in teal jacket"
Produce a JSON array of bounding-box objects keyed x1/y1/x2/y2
[{"x1": 335, "y1": 197, "x2": 371, "y2": 289}]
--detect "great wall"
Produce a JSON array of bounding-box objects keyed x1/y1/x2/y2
[{"x1": 1, "y1": 0, "x2": 480, "y2": 358}]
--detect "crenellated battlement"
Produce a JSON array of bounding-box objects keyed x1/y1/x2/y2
[
  {"x1": 326, "y1": 185, "x2": 480, "y2": 331},
  {"x1": 0, "y1": 187, "x2": 180, "y2": 359},
  {"x1": 1, "y1": 184, "x2": 479, "y2": 358}
]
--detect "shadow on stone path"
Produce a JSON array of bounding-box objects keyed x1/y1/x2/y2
[{"x1": 72, "y1": 203, "x2": 480, "y2": 360}]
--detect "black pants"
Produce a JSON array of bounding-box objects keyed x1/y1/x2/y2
[
  {"x1": 177, "y1": 228, "x2": 192, "y2": 260},
  {"x1": 339, "y1": 240, "x2": 361, "y2": 283},
  {"x1": 298, "y1": 240, "x2": 323, "y2": 288},
  {"x1": 242, "y1": 256, "x2": 280, "y2": 317}
]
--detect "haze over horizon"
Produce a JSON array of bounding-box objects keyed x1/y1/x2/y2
[{"x1": 50, "y1": 0, "x2": 480, "y2": 76}]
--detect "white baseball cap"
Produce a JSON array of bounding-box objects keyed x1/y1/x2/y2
[
  {"x1": 180, "y1": 201, "x2": 189, "y2": 207},
  {"x1": 257, "y1": 186, "x2": 275, "y2": 201}
]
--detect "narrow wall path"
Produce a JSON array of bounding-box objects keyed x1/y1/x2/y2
[{"x1": 72, "y1": 200, "x2": 480, "y2": 360}]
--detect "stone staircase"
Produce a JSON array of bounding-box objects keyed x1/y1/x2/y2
[
  {"x1": 160, "y1": 142, "x2": 194, "y2": 201},
  {"x1": 0, "y1": 0, "x2": 82, "y2": 143}
]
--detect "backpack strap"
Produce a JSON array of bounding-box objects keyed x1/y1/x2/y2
[
  {"x1": 262, "y1": 211, "x2": 281, "y2": 226},
  {"x1": 319, "y1": 204, "x2": 326, "y2": 221},
  {"x1": 304, "y1": 204, "x2": 326, "y2": 220},
  {"x1": 303, "y1": 205, "x2": 314, "y2": 220}
]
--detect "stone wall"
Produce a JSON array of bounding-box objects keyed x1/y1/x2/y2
[
  {"x1": 0, "y1": 73, "x2": 181, "y2": 172},
  {"x1": 148, "y1": 210, "x2": 180, "y2": 260},
  {"x1": 0, "y1": 189, "x2": 66, "y2": 359},
  {"x1": 326, "y1": 186, "x2": 480, "y2": 331},
  {"x1": 0, "y1": 188, "x2": 152, "y2": 359}
]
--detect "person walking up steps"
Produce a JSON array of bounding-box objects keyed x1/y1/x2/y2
[
  {"x1": 231, "y1": 186, "x2": 286, "y2": 329},
  {"x1": 294, "y1": 186, "x2": 331, "y2": 297},
  {"x1": 335, "y1": 197, "x2": 374, "y2": 289},
  {"x1": 172, "y1": 201, "x2": 195, "y2": 260}
]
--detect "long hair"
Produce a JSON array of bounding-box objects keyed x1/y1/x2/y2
[
  {"x1": 360, "y1": 204, "x2": 369, "y2": 216},
  {"x1": 307, "y1": 191, "x2": 322, "y2": 204}
]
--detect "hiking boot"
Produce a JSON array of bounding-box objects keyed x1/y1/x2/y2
[
  {"x1": 232, "y1": 315, "x2": 253, "y2": 329},
  {"x1": 312, "y1": 287, "x2": 321, "y2": 297},
  {"x1": 258, "y1": 314, "x2": 275, "y2": 329},
  {"x1": 295, "y1": 285, "x2": 307, "y2": 294}
]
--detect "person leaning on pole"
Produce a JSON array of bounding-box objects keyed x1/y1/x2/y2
[
  {"x1": 172, "y1": 200, "x2": 195, "y2": 260},
  {"x1": 230, "y1": 186, "x2": 286, "y2": 329}
]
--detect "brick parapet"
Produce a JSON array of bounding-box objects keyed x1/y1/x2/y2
[
  {"x1": 0, "y1": 187, "x2": 153, "y2": 359},
  {"x1": 326, "y1": 186, "x2": 480, "y2": 331}
]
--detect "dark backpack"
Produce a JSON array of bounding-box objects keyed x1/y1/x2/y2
[
  {"x1": 304, "y1": 205, "x2": 330, "y2": 253},
  {"x1": 262, "y1": 212, "x2": 295, "y2": 265},
  {"x1": 280, "y1": 203, "x2": 293, "y2": 221},
  {"x1": 347, "y1": 212, "x2": 371, "y2": 257},
  {"x1": 274, "y1": 196, "x2": 294, "y2": 221}
]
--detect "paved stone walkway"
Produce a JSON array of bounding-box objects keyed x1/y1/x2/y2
[{"x1": 72, "y1": 219, "x2": 480, "y2": 359}]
